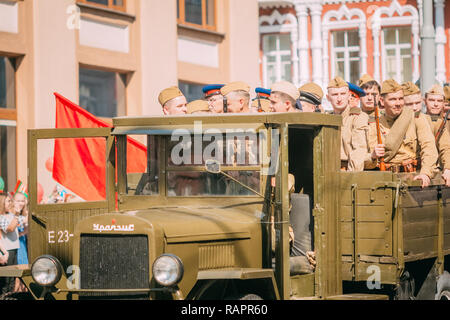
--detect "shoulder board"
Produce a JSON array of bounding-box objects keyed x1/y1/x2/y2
[{"x1": 349, "y1": 107, "x2": 361, "y2": 115}]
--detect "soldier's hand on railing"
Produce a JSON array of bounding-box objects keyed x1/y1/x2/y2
[
  {"x1": 442, "y1": 169, "x2": 450, "y2": 187},
  {"x1": 413, "y1": 174, "x2": 431, "y2": 188}
]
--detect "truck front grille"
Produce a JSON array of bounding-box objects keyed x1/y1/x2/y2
[{"x1": 79, "y1": 234, "x2": 149, "y2": 299}]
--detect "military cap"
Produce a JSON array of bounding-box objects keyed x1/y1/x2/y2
[
  {"x1": 158, "y1": 86, "x2": 184, "y2": 106},
  {"x1": 255, "y1": 87, "x2": 271, "y2": 99},
  {"x1": 271, "y1": 81, "x2": 300, "y2": 101},
  {"x1": 348, "y1": 82, "x2": 366, "y2": 97},
  {"x1": 220, "y1": 81, "x2": 250, "y2": 96},
  {"x1": 203, "y1": 84, "x2": 224, "y2": 98},
  {"x1": 426, "y1": 84, "x2": 444, "y2": 97},
  {"x1": 187, "y1": 100, "x2": 210, "y2": 114},
  {"x1": 327, "y1": 76, "x2": 349, "y2": 89},
  {"x1": 444, "y1": 86, "x2": 450, "y2": 102},
  {"x1": 401, "y1": 81, "x2": 421, "y2": 96},
  {"x1": 380, "y1": 79, "x2": 403, "y2": 95},
  {"x1": 299, "y1": 82, "x2": 323, "y2": 106},
  {"x1": 358, "y1": 74, "x2": 376, "y2": 88},
  {"x1": 251, "y1": 98, "x2": 271, "y2": 112}
]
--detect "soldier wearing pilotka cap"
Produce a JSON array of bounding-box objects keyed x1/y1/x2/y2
[
  {"x1": 269, "y1": 81, "x2": 301, "y2": 113},
  {"x1": 220, "y1": 81, "x2": 251, "y2": 113},
  {"x1": 158, "y1": 86, "x2": 187, "y2": 115},
  {"x1": 326, "y1": 76, "x2": 369, "y2": 172},
  {"x1": 425, "y1": 84, "x2": 445, "y2": 118},
  {"x1": 358, "y1": 74, "x2": 381, "y2": 119},
  {"x1": 365, "y1": 79, "x2": 438, "y2": 188}
]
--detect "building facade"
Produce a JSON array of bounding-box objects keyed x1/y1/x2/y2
[
  {"x1": 258, "y1": 0, "x2": 450, "y2": 91},
  {"x1": 0, "y1": 0, "x2": 261, "y2": 192}
]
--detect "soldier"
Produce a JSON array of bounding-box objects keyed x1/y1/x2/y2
[
  {"x1": 220, "y1": 81, "x2": 251, "y2": 113},
  {"x1": 158, "y1": 86, "x2": 187, "y2": 115},
  {"x1": 358, "y1": 74, "x2": 381, "y2": 118},
  {"x1": 269, "y1": 81, "x2": 301, "y2": 113},
  {"x1": 424, "y1": 84, "x2": 445, "y2": 117},
  {"x1": 203, "y1": 84, "x2": 224, "y2": 114},
  {"x1": 348, "y1": 82, "x2": 366, "y2": 109},
  {"x1": 298, "y1": 82, "x2": 323, "y2": 113},
  {"x1": 251, "y1": 87, "x2": 271, "y2": 113},
  {"x1": 366, "y1": 79, "x2": 438, "y2": 188},
  {"x1": 327, "y1": 76, "x2": 369, "y2": 171},
  {"x1": 187, "y1": 100, "x2": 212, "y2": 115},
  {"x1": 402, "y1": 81, "x2": 423, "y2": 113}
]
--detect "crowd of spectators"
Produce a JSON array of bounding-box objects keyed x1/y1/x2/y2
[{"x1": 0, "y1": 177, "x2": 29, "y2": 295}]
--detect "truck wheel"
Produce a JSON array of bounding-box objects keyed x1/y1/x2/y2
[{"x1": 225, "y1": 293, "x2": 263, "y2": 300}]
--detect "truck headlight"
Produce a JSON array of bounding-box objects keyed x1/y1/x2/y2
[
  {"x1": 152, "y1": 254, "x2": 184, "y2": 287},
  {"x1": 31, "y1": 255, "x2": 62, "y2": 287}
]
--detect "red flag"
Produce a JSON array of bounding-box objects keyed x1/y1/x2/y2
[{"x1": 53, "y1": 93, "x2": 147, "y2": 201}]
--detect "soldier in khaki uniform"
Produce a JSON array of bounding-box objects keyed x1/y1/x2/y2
[
  {"x1": 424, "y1": 84, "x2": 445, "y2": 117},
  {"x1": 358, "y1": 74, "x2": 381, "y2": 120},
  {"x1": 366, "y1": 79, "x2": 438, "y2": 188},
  {"x1": 298, "y1": 82, "x2": 323, "y2": 113},
  {"x1": 158, "y1": 86, "x2": 188, "y2": 115},
  {"x1": 432, "y1": 86, "x2": 450, "y2": 186},
  {"x1": 327, "y1": 76, "x2": 369, "y2": 172},
  {"x1": 220, "y1": 81, "x2": 251, "y2": 113},
  {"x1": 269, "y1": 81, "x2": 301, "y2": 113},
  {"x1": 186, "y1": 100, "x2": 212, "y2": 115}
]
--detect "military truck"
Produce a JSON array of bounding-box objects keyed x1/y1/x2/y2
[{"x1": 1, "y1": 112, "x2": 449, "y2": 300}]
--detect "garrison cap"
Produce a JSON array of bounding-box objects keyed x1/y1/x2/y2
[
  {"x1": 255, "y1": 87, "x2": 271, "y2": 99},
  {"x1": 380, "y1": 79, "x2": 403, "y2": 95},
  {"x1": 444, "y1": 86, "x2": 450, "y2": 102},
  {"x1": 327, "y1": 76, "x2": 349, "y2": 89},
  {"x1": 299, "y1": 82, "x2": 323, "y2": 105},
  {"x1": 271, "y1": 81, "x2": 300, "y2": 101},
  {"x1": 401, "y1": 81, "x2": 421, "y2": 96},
  {"x1": 203, "y1": 84, "x2": 224, "y2": 98},
  {"x1": 358, "y1": 74, "x2": 377, "y2": 88},
  {"x1": 158, "y1": 86, "x2": 184, "y2": 106},
  {"x1": 187, "y1": 100, "x2": 210, "y2": 114},
  {"x1": 426, "y1": 84, "x2": 444, "y2": 97},
  {"x1": 220, "y1": 81, "x2": 250, "y2": 96},
  {"x1": 348, "y1": 82, "x2": 366, "y2": 97}
]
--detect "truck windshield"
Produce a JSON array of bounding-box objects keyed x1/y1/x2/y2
[{"x1": 167, "y1": 131, "x2": 261, "y2": 196}]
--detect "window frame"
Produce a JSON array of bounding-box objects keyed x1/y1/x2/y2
[
  {"x1": 177, "y1": 0, "x2": 217, "y2": 32},
  {"x1": 77, "y1": 0, "x2": 127, "y2": 13},
  {"x1": 381, "y1": 26, "x2": 412, "y2": 83},
  {"x1": 262, "y1": 33, "x2": 292, "y2": 88},
  {"x1": 330, "y1": 29, "x2": 360, "y2": 84}
]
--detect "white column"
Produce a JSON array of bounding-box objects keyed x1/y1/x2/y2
[
  {"x1": 359, "y1": 22, "x2": 368, "y2": 76},
  {"x1": 434, "y1": 0, "x2": 447, "y2": 84},
  {"x1": 372, "y1": 20, "x2": 381, "y2": 82},
  {"x1": 290, "y1": 29, "x2": 300, "y2": 87},
  {"x1": 309, "y1": 3, "x2": 323, "y2": 87},
  {"x1": 296, "y1": 4, "x2": 309, "y2": 85},
  {"x1": 417, "y1": 0, "x2": 423, "y2": 28},
  {"x1": 322, "y1": 26, "x2": 329, "y2": 87},
  {"x1": 412, "y1": 19, "x2": 421, "y2": 83}
]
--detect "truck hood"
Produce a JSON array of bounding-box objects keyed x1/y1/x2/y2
[{"x1": 122, "y1": 206, "x2": 264, "y2": 243}]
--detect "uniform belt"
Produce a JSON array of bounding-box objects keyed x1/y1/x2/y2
[{"x1": 383, "y1": 159, "x2": 419, "y2": 173}]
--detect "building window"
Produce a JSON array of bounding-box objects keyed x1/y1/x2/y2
[
  {"x1": 331, "y1": 30, "x2": 360, "y2": 84},
  {"x1": 79, "y1": 67, "x2": 127, "y2": 118},
  {"x1": 382, "y1": 27, "x2": 412, "y2": 83},
  {"x1": 177, "y1": 0, "x2": 216, "y2": 31},
  {"x1": 0, "y1": 56, "x2": 16, "y2": 191},
  {"x1": 262, "y1": 34, "x2": 292, "y2": 88},
  {"x1": 77, "y1": 0, "x2": 126, "y2": 12},
  {"x1": 179, "y1": 81, "x2": 204, "y2": 103}
]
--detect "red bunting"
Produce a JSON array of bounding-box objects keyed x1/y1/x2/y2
[{"x1": 52, "y1": 93, "x2": 147, "y2": 201}]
